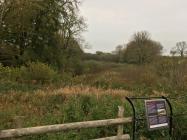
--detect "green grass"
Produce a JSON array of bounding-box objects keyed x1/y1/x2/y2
[
  {"x1": 0, "y1": 81, "x2": 42, "y2": 93},
  {"x1": 0, "y1": 94, "x2": 129, "y2": 139},
  {"x1": 0, "y1": 61, "x2": 187, "y2": 139},
  {"x1": 0, "y1": 91, "x2": 186, "y2": 139}
]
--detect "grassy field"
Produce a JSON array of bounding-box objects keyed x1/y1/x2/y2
[{"x1": 0, "y1": 61, "x2": 187, "y2": 139}]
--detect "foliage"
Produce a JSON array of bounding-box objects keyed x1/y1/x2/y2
[
  {"x1": 124, "y1": 31, "x2": 162, "y2": 64},
  {"x1": 0, "y1": 62, "x2": 58, "y2": 85},
  {"x1": 111, "y1": 45, "x2": 125, "y2": 62},
  {"x1": 0, "y1": 94, "x2": 123, "y2": 140},
  {"x1": 84, "y1": 31, "x2": 163, "y2": 65},
  {"x1": 0, "y1": 0, "x2": 86, "y2": 71},
  {"x1": 60, "y1": 41, "x2": 84, "y2": 75},
  {"x1": 0, "y1": 63, "x2": 22, "y2": 81},
  {"x1": 170, "y1": 41, "x2": 187, "y2": 57},
  {"x1": 21, "y1": 62, "x2": 58, "y2": 84},
  {"x1": 0, "y1": 1, "x2": 186, "y2": 139},
  {"x1": 154, "y1": 57, "x2": 187, "y2": 90},
  {"x1": 83, "y1": 52, "x2": 119, "y2": 63},
  {"x1": 0, "y1": 91, "x2": 186, "y2": 140},
  {"x1": 0, "y1": 43, "x2": 19, "y2": 66},
  {"x1": 1, "y1": 59, "x2": 187, "y2": 139}
]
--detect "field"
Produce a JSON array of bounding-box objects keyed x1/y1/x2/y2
[
  {"x1": 0, "y1": 61, "x2": 187, "y2": 139},
  {"x1": 1, "y1": 0, "x2": 187, "y2": 139}
]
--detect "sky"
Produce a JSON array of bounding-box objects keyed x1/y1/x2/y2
[{"x1": 80, "y1": 0, "x2": 187, "y2": 55}]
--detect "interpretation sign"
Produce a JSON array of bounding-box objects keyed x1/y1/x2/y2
[{"x1": 145, "y1": 99, "x2": 169, "y2": 130}]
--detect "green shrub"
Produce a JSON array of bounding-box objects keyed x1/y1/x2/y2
[
  {"x1": 21, "y1": 62, "x2": 58, "y2": 84},
  {"x1": 82, "y1": 60, "x2": 117, "y2": 74},
  {"x1": 0, "y1": 63, "x2": 22, "y2": 81},
  {"x1": 82, "y1": 60, "x2": 103, "y2": 73},
  {"x1": 154, "y1": 58, "x2": 187, "y2": 90},
  {"x1": 2, "y1": 93, "x2": 185, "y2": 139}
]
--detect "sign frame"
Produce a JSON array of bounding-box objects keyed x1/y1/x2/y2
[{"x1": 145, "y1": 99, "x2": 169, "y2": 131}]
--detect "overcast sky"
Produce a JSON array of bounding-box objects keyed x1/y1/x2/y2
[{"x1": 80, "y1": 0, "x2": 187, "y2": 54}]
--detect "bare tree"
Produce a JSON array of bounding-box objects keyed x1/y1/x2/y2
[
  {"x1": 172, "y1": 41, "x2": 187, "y2": 58},
  {"x1": 170, "y1": 49, "x2": 177, "y2": 57},
  {"x1": 133, "y1": 31, "x2": 150, "y2": 45}
]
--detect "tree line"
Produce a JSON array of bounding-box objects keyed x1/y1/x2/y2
[
  {"x1": 1, "y1": 0, "x2": 187, "y2": 70},
  {"x1": 85, "y1": 31, "x2": 162, "y2": 64},
  {"x1": 85, "y1": 31, "x2": 187, "y2": 64}
]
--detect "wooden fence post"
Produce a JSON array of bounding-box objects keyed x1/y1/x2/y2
[
  {"x1": 117, "y1": 106, "x2": 124, "y2": 139},
  {"x1": 13, "y1": 116, "x2": 25, "y2": 140}
]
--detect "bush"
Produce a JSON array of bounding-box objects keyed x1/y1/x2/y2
[
  {"x1": 0, "y1": 63, "x2": 22, "y2": 81},
  {"x1": 154, "y1": 58, "x2": 187, "y2": 90},
  {"x1": 82, "y1": 60, "x2": 119, "y2": 74},
  {"x1": 21, "y1": 62, "x2": 58, "y2": 84},
  {"x1": 0, "y1": 62, "x2": 64, "y2": 90}
]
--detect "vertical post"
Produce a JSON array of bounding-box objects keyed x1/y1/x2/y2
[
  {"x1": 117, "y1": 106, "x2": 124, "y2": 139},
  {"x1": 126, "y1": 97, "x2": 136, "y2": 140},
  {"x1": 13, "y1": 116, "x2": 24, "y2": 128},
  {"x1": 162, "y1": 96, "x2": 173, "y2": 140},
  {"x1": 13, "y1": 116, "x2": 25, "y2": 140}
]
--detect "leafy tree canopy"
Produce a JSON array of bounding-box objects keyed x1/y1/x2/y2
[
  {"x1": 0, "y1": 0, "x2": 86, "y2": 67},
  {"x1": 124, "y1": 31, "x2": 163, "y2": 64}
]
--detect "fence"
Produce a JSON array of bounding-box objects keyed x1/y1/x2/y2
[{"x1": 0, "y1": 106, "x2": 132, "y2": 140}]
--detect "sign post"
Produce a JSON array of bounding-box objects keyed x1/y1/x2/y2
[{"x1": 126, "y1": 96, "x2": 173, "y2": 140}]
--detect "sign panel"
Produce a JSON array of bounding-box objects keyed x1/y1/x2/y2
[{"x1": 145, "y1": 99, "x2": 169, "y2": 130}]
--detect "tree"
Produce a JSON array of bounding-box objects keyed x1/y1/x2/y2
[
  {"x1": 170, "y1": 49, "x2": 177, "y2": 57},
  {"x1": 59, "y1": 0, "x2": 86, "y2": 49},
  {"x1": 113, "y1": 45, "x2": 125, "y2": 62},
  {"x1": 170, "y1": 41, "x2": 187, "y2": 58},
  {"x1": 124, "y1": 31, "x2": 162, "y2": 64},
  {"x1": 0, "y1": 0, "x2": 86, "y2": 66}
]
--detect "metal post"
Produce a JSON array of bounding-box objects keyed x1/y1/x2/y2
[
  {"x1": 162, "y1": 96, "x2": 173, "y2": 139},
  {"x1": 126, "y1": 97, "x2": 136, "y2": 140}
]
